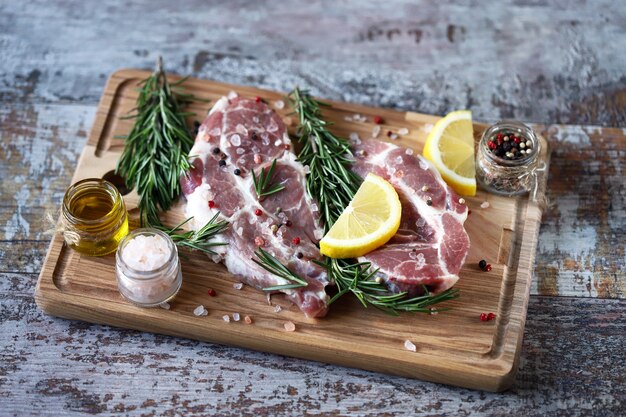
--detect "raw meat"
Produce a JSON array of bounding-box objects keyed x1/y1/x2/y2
[
  {"x1": 352, "y1": 140, "x2": 470, "y2": 295},
  {"x1": 181, "y1": 95, "x2": 329, "y2": 318}
]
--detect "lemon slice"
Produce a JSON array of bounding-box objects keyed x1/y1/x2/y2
[
  {"x1": 319, "y1": 173, "x2": 401, "y2": 259},
  {"x1": 423, "y1": 110, "x2": 476, "y2": 196}
]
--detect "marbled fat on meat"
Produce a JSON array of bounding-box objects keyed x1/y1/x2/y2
[
  {"x1": 181, "y1": 96, "x2": 328, "y2": 317},
  {"x1": 352, "y1": 140, "x2": 470, "y2": 295}
]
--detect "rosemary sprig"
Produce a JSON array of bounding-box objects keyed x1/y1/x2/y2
[
  {"x1": 253, "y1": 248, "x2": 309, "y2": 291},
  {"x1": 287, "y1": 87, "x2": 362, "y2": 227},
  {"x1": 252, "y1": 159, "x2": 285, "y2": 199},
  {"x1": 163, "y1": 214, "x2": 229, "y2": 255},
  {"x1": 116, "y1": 56, "x2": 195, "y2": 228},
  {"x1": 288, "y1": 87, "x2": 459, "y2": 314}
]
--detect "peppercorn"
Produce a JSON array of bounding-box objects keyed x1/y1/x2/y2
[
  {"x1": 219, "y1": 159, "x2": 226, "y2": 167},
  {"x1": 480, "y1": 313, "x2": 488, "y2": 322},
  {"x1": 487, "y1": 312, "x2": 496, "y2": 320},
  {"x1": 502, "y1": 142, "x2": 511, "y2": 152},
  {"x1": 212, "y1": 147, "x2": 220, "y2": 154},
  {"x1": 208, "y1": 200, "x2": 216, "y2": 209},
  {"x1": 373, "y1": 115, "x2": 383, "y2": 124},
  {"x1": 285, "y1": 220, "x2": 293, "y2": 227},
  {"x1": 207, "y1": 288, "x2": 216, "y2": 297},
  {"x1": 254, "y1": 208, "x2": 262, "y2": 216},
  {"x1": 251, "y1": 131, "x2": 258, "y2": 141},
  {"x1": 296, "y1": 252, "x2": 303, "y2": 259},
  {"x1": 479, "y1": 259, "x2": 487, "y2": 269},
  {"x1": 255, "y1": 96, "x2": 262, "y2": 103},
  {"x1": 485, "y1": 263, "x2": 492, "y2": 272},
  {"x1": 426, "y1": 199, "x2": 433, "y2": 206},
  {"x1": 292, "y1": 237, "x2": 300, "y2": 245},
  {"x1": 234, "y1": 168, "x2": 241, "y2": 176}
]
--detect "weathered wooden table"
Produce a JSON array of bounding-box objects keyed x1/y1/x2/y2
[{"x1": 1, "y1": 1, "x2": 624, "y2": 415}]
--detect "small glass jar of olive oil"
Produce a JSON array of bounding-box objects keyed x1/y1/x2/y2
[{"x1": 62, "y1": 178, "x2": 129, "y2": 256}]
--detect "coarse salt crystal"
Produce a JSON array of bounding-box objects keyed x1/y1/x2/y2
[
  {"x1": 390, "y1": 133, "x2": 399, "y2": 140},
  {"x1": 236, "y1": 124, "x2": 248, "y2": 136},
  {"x1": 208, "y1": 127, "x2": 221, "y2": 137},
  {"x1": 311, "y1": 203, "x2": 319, "y2": 212},
  {"x1": 430, "y1": 308, "x2": 438, "y2": 315},
  {"x1": 223, "y1": 314, "x2": 230, "y2": 322},
  {"x1": 232, "y1": 313, "x2": 241, "y2": 321},
  {"x1": 244, "y1": 315, "x2": 252, "y2": 324},
  {"x1": 372, "y1": 125, "x2": 381, "y2": 138},
  {"x1": 344, "y1": 115, "x2": 353, "y2": 122},
  {"x1": 283, "y1": 116, "x2": 293, "y2": 126},
  {"x1": 395, "y1": 156, "x2": 403, "y2": 164},
  {"x1": 227, "y1": 91, "x2": 238, "y2": 100},
  {"x1": 253, "y1": 116, "x2": 260, "y2": 123},
  {"x1": 405, "y1": 148, "x2": 414, "y2": 155},
  {"x1": 193, "y1": 305, "x2": 207, "y2": 316},
  {"x1": 398, "y1": 127, "x2": 409, "y2": 135},
  {"x1": 233, "y1": 282, "x2": 244, "y2": 290},
  {"x1": 303, "y1": 165, "x2": 311, "y2": 174},
  {"x1": 274, "y1": 100, "x2": 285, "y2": 109},
  {"x1": 236, "y1": 148, "x2": 245, "y2": 155},
  {"x1": 267, "y1": 120, "x2": 279, "y2": 133},
  {"x1": 349, "y1": 132, "x2": 360, "y2": 143},
  {"x1": 481, "y1": 201, "x2": 490, "y2": 209},
  {"x1": 236, "y1": 227, "x2": 243, "y2": 237},
  {"x1": 230, "y1": 134, "x2": 241, "y2": 146},
  {"x1": 423, "y1": 123, "x2": 434, "y2": 133},
  {"x1": 159, "y1": 302, "x2": 170, "y2": 310},
  {"x1": 274, "y1": 305, "x2": 282, "y2": 313},
  {"x1": 274, "y1": 139, "x2": 283, "y2": 146},
  {"x1": 284, "y1": 321, "x2": 296, "y2": 332},
  {"x1": 404, "y1": 340, "x2": 417, "y2": 352},
  {"x1": 121, "y1": 234, "x2": 170, "y2": 271}
]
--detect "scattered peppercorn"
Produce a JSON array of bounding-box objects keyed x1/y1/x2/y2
[
  {"x1": 373, "y1": 115, "x2": 383, "y2": 124},
  {"x1": 479, "y1": 259, "x2": 487, "y2": 269},
  {"x1": 296, "y1": 252, "x2": 303, "y2": 259},
  {"x1": 487, "y1": 312, "x2": 496, "y2": 320},
  {"x1": 283, "y1": 144, "x2": 290, "y2": 150},
  {"x1": 207, "y1": 288, "x2": 217, "y2": 297},
  {"x1": 386, "y1": 130, "x2": 393, "y2": 137},
  {"x1": 234, "y1": 168, "x2": 241, "y2": 176},
  {"x1": 208, "y1": 200, "x2": 216, "y2": 209},
  {"x1": 485, "y1": 263, "x2": 493, "y2": 272},
  {"x1": 480, "y1": 313, "x2": 488, "y2": 322},
  {"x1": 255, "y1": 96, "x2": 262, "y2": 103},
  {"x1": 426, "y1": 199, "x2": 433, "y2": 206},
  {"x1": 251, "y1": 131, "x2": 258, "y2": 141},
  {"x1": 292, "y1": 237, "x2": 301, "y2": 245},
  {"x1": 219, "y1": 160, "x2": 226, "y2": 167},
  {"x1": 212, "y1": 147, "x2": 220, "y2": 154},
  {"x1": 254, "y1": 208, "x2": 262, "y2": 216},
  {"x1": 467, "y1": 209, "x2": 472, "y2": 215},
  {"x1": 285, "y1": 220, "x2": 293, "y2": 227}
]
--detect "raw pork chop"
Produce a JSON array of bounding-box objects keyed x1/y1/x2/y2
[
  {"x1": 352, "y1": 140, "x2": 470, "y2": 295},
  {"x1": 181, "y1": 95, "x2": 329, "y2": 317}
]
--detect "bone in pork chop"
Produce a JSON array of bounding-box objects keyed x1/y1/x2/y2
[
  {"x1": 352, "y1": 140, "x2": 470, "y2": 295},
  {"x1": 181, "y1": 96, "x2": 328, "y2": 317}
]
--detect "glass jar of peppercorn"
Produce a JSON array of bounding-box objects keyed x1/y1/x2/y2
[{"x1": 475, "y1": 120, "x2": 541, "y2": 196}]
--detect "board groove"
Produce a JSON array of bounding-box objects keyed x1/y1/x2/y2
[{"x1": 35, "y1": 69, "x2": 551, "y2": 391}]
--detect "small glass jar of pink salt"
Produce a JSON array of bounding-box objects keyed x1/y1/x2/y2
[{"x1": 115, "y1": 228, "x2": 182, "y2": 307}]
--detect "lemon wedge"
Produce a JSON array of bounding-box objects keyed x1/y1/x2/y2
[
  {"x1": 423, "y1": 110, "x2": 476, "y2": 196},
  {"x1": 319, "y1": 173, "x2": 401, "y2": 259}
]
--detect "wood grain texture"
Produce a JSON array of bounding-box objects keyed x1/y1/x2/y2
[
  {"x1": 1, "y1": 0, "x2": 625, "y2": 414},
  {"x1": 35, "y1": 70, "x2": 551, "y2": 391}
]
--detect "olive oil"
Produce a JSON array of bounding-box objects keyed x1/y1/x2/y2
[{"x1": 62, "y1": 179, "x2": 129, "y2": 256}]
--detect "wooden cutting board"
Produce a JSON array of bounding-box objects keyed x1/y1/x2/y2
[{"x1": 35, "y1": 69, "x2": 550, "y2": 392}]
